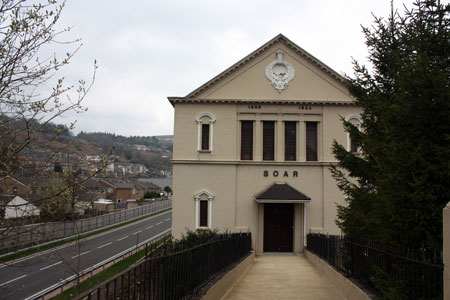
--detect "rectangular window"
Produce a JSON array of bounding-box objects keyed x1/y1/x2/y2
[
  {"x1": 201, "y1": 124, "x2": 209, "y2": 150},
  {"x1": 241, "y1": 121, "x2": 253, "y2": 160},
  {"x1": 350, "y1": 136, "x2": 358, "y2": 153},
  {"x1": 285, "y1": 122, "x2": 296, "y2": 161},
  {"x1": 306, "y1": 122, "x2": 318, "y2": 161},
  {"x1": 199, "y1": 200, "x2": 208, "y2": 227},
  {"x1": 263, "y1": 121, "x2": 275, "y2": 160}
]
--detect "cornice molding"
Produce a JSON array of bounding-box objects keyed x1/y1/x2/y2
[
  {"x1": 171, "y1": 160, "x2": 339, "y2": 166},
  {"x1": 168, "y1": 97, "x2": 357, "y2": 106}
]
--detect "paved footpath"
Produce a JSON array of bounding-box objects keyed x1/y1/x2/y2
[{"x1": 222, "y1": 254, "x2": 345, "y2": 300}]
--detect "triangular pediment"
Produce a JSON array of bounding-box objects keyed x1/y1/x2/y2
[{"x1": 182, "y1": 34, "x2": 353, "y2": 103}]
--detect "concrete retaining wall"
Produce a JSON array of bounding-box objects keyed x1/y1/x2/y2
[
  {"x1": 305, "y1": 249, "x2": 374, "y2": 300},
  {"x1": 201, "y1": 252, "x2": 255, "y2": 300}
]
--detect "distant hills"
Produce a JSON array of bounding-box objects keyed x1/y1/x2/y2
[{"x1": 1, "y1": 116, "x2": 173, "y2": 176}]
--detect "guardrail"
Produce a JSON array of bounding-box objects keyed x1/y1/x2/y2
[
  {"x1": 0, "y1": 200, "x2": 172, "y2": 255},
  {"x1": 26, "y1": 229, "x2": 171, "y2": 300}
]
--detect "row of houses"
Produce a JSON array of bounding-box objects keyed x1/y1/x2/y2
[
  {"x1": 0, "y1": 175, "x2": 164, "y2": 219},
  {"x1": 104, "y1": 162, "x2": 149, "y2": 176},
  {"x1": 85, "y1": 156, "x2": 149, "y2": 176},
  {"x1": 83, "y1": 178, "x2": 163, "y2": 212}
]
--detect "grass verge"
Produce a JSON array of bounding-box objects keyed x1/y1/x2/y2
[
  {"x1": 51, "y1": 235, "x2": 170, "y2": 300},
  {"x1": 0, "y1": 208, "x2": 171, "y2": 264}
]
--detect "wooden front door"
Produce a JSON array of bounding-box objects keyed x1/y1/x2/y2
[{"x1": 264, "y1": 203, "x2": 293, "y2": 252}]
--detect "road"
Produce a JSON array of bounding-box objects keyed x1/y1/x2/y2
[{"x1": 0, "y1": 210, "x2": 172, "y2": 300}]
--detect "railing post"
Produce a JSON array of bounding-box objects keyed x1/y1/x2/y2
[{"x1": 444, "y1": 202, "x2": 450, "y2": 300}]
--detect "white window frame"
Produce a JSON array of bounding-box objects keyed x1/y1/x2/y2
[
  {"x1": 193, "y1": 189, "x2": 214, "y2": 229},
  {"x1": 196, "y1": 113, "x2": 216, "y2": 152},
  {"x1": 345, "y1": 115, "x2": 362, "y2": 152}
]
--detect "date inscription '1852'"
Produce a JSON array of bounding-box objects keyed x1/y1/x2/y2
[{"x1": 263, "y1": 170, "x2": 298, "y2": 177}]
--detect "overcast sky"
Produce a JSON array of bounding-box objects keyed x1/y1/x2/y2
[{"x1": 51, "y1": 0, "x2": 419, "y2": 136}]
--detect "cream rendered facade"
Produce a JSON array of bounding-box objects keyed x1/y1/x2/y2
[{"x1": 169, "y1": 34, "x2": 360, "y2": 254}]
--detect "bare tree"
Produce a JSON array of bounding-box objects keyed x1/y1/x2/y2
[{"x1": 0, "y1": 0, "x2": 100, "y2": 251}]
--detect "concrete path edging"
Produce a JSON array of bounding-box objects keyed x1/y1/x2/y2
[
  {"x1": 305, "y1": 249, "x2": 374, "y2": 300},
  {"x1": 201, "y1": 252, "x2": 255, "y2": 300}
]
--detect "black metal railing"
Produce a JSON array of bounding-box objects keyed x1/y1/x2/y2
[
  {"x1": 75, "y1": 232, "x2": 252, "y2": 300},
  {"x1": 306, "y1": 234, "x2": 443, "y2": 300}
]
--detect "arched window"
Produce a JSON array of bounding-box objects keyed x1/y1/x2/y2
[
  {"x1": 345, "y1": 115, "x2": 362, "y2": 153},
  {"x1": 196, "y1": 113, "x2": 216, "y2": 152},
  {"x1": 194, "y1": 189, "x2": 214, "y2": 229}
]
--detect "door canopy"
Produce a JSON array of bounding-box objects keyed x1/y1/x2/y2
[{"x1": 254, "y1": 182, "x2": 311, "y2": 203}]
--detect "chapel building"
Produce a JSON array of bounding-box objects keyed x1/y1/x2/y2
[{"x1": 168, "y1": 34, "x2": 361, "y2": 254}]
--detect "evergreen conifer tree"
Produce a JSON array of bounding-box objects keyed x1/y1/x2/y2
[{"x1": 332, "y1": 0, "x2": 450, "y2": 252}]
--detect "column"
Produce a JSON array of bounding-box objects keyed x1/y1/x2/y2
[
  {"x1": 254, "y1": 118, "x2": 262, "y2": 161},
  {"x1": 299, "y1": 121, "x2": 306, "y2": 161},
  {"x1": 257, "y1": 203, "x2": 264, "y2": 254},
  {"x1": 196, "y1": 120, "x2": 202, "y2": 151},
  {"x1": 276, "y1": 118, "x2": 283, "y2": 161},
  {"x1": 209, "y1": 119, "x2": 215, "y2": 152},
  {"x1": 293, "y1": 203, "x2": 303, "y2": 253}
]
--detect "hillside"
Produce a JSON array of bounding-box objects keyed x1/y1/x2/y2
[
  {"x1": 76, "y1": 132, "x2": 173, "y2": 176},
  {"x1": 1, "y1": 116, "x2": 173, "y2": 177}
]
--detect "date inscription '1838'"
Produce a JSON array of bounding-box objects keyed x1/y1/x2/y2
[{"x1": 263, "y1": 170, "x2": 298, "y2": 177}]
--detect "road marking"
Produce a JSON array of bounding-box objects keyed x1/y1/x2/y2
[
  {"x1": 72, "y1": 250, "x2": 91, "y2": 259},
  {"x1": 117, "y1": 236, "x2": 128, "y2": 241},
  {"x1": 165, "y1": 218, "x2": 171, "y2": 221},
  {"x1": 98, "y1": 242, "x2": 112, "y2": 249},
  {"x1": 40, "y1": 261, "x2": 62, "y2": 271},
  {"x1": 146, "y1": 225, "x2": 154, "y2": 230},
  {"x1": 132, "y1": 230, "x2": 142, "y2": 235},
  {"x1": 156, "y1": 222, "x2": 163, "y2": 225},
  {"x1": 0, "y1": 209, "x2": 172, "y2": 270},
  {"x1": 0, "y1": 275, "x2": 27, "y2": 287}
]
